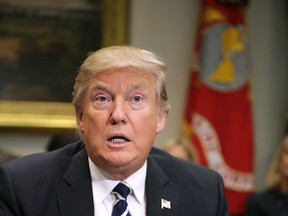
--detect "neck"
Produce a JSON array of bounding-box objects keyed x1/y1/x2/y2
[{"x1": 91, "y1": 157, "x2": 146, "y2": 181}]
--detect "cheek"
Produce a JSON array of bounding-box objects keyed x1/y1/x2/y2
[
  {"x1": 78, "y1": 109, "x2": 106, "y2": 133},
  {"x1": 130, "y1": 114, "x2": 157, "y2": 143}
]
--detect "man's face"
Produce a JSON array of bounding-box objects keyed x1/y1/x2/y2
[{"x1": 76, "y1": 67, "x2": 166, "y2": 179}]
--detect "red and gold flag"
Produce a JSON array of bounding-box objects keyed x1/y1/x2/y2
[{"x1": 183, "y1": 0, "x2": 255, "y2": 214}]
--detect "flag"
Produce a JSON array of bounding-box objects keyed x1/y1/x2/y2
[{"x1": 183, "y1": 0, "x2": 255, "y2": 214}]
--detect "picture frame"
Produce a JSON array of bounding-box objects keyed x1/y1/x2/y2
[{"x1": 0, "y1": 0, "x2": 130, "y2": 130}]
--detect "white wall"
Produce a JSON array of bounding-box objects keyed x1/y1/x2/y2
[{"x1": 1, "y1": 0, "x2": 288, "y2": 190}]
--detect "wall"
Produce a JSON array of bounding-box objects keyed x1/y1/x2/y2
[
  {"x1": 248, "y1": 0, "x2": 288, "y2": 189},
  {"x1": 0, "y1": 0, "x2": 288, "y2": 190}
]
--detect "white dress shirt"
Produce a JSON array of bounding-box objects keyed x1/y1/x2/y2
[{"x1": 88, "y1": 157, "x2": 147, "y2": 216}]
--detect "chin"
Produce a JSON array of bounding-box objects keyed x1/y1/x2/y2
[{"x1": 107, "y1": 153, "x2": 134, "y2": 166}]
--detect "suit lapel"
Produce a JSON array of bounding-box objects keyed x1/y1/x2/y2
[
  {"x1": 56, "y1": 146, "x2": 180, "y2": 216},
  {"x1": 146, "y1": 155, "x2": 180, "y2": 216},
  {"x1": 57, "y1": 147, "x2": 94, "y2": 216}
]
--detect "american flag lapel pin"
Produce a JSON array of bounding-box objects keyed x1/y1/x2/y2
[{"x1": 161, "y1": 198, "x2": 171, "y2": 209}]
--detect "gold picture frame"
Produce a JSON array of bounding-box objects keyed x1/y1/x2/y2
[{"x1": 0, "y1": 0, "x2": 130, "y2": 130}]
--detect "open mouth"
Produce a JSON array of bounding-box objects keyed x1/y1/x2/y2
[{"x1": 108, "y1": 136, "x2": 130, "y2": 143}]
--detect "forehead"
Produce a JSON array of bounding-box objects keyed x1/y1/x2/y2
[{"x1": 90, "y1": 67, "x2": 156, "y2": 89}]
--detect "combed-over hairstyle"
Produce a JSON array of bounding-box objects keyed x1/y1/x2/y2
[{"x1": 72, "y1": 46, "x2": 170, "y2": 114}]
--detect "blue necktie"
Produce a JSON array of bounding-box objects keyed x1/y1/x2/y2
[{"x1": 111, "y1": 182, "x2": 131, "y2": 216}]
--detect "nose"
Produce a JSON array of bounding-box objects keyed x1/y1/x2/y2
[{"x1": 109, "y1": 98, "x2": 128, "y2": 125}]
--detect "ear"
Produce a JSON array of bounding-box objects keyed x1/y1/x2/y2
[
  {"x1": 75, "y1": 107, "x2": 84, "y2": 133},
  {"x1": 156, "y1": 112, "x2": 167, "y2": 134}
]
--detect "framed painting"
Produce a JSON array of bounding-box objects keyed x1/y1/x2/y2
[{"x1": 0, "y1": 0, "x2": 130, "y2": 129}]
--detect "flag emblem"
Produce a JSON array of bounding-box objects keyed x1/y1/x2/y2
[{"x1": 161, "y1": 198, "x2": 171, "y2": 209}]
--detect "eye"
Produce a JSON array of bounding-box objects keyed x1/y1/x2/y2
[
  {"x1": 96, "y1": 95, "x2": 110, "y2": 102},
  {"x1": 129, "y1": 94, "x2": 145, "y2": 110},
  {"x1": 92, "y1": 94, "x2": 111, "y2": 109},
  {"x1": 132, "y1": 95, "x2": 142, "y2": 102}
]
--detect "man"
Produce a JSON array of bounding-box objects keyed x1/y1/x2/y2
[{"x1": 0, "y1": 46, "x2": 229, "y2": 216}]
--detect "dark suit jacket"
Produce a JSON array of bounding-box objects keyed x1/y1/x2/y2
[
  {"x1": 0, "y1": 141, "x2": 229, "y2": 216},
  {"x1": 246, "y1": 187, "x2": 288, "y2": 216}
]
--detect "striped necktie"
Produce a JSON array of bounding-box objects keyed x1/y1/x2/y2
[{"x1": 111, "y1": 182, "x2": 131, "y2": 216}]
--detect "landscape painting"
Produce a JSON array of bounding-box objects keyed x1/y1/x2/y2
[{"x1": 0, "y1": 0, "x2": 102, "y2": 102}]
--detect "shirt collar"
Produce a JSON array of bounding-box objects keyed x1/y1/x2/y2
[{"x1": 88, "y1": 157, "x2": 147, "y2": 205}]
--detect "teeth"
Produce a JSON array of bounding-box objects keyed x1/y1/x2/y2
[{"x1": 110, "y1": 138, "x2": 126, "y2": 143}]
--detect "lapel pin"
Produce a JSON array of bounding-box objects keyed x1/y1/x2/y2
[{"x1": 161, "y1": 198, "x2": 171, "y2": 209}]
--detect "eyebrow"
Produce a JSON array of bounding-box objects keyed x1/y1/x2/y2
[
  {"x1": 126, "y1": 82, "x2": 149, "y2": 90},
  {"x1": 91, "y1": 82, "x2": 109, "y2": 91},
  {"x1": 88, "y1": 82, "x2": 113, "y2": 97},
  {"x1": 89, "y1": 80, "x2": 152, "y2": 100},
  {"x1": 91, "y1": 81, "x2": 149, "y2": 91}
]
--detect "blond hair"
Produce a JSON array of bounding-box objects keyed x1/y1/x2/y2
[{"x1": 160, "y1": 138, "x2": 197, "y2": 161}]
